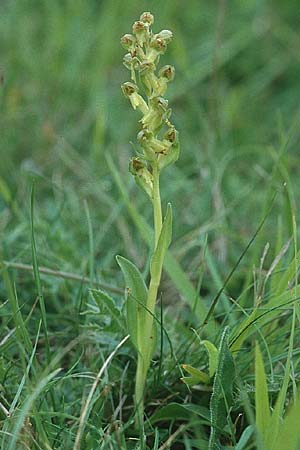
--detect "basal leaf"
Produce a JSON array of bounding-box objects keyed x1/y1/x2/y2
[
  {"x1": 150, "y1": 402, "x2": 210, "y2": 424},
  {"x1": 116, "y1": 255, "x2": 147, "y2": 351}
]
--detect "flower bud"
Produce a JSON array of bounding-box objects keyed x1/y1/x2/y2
[
  {"x1": 159, "y1": 129, "x2": 180, "y2": 170},
  {"x1": 157, "y1": 30, "x2": 173, "y2": 43},
  {"x1": 140, "y1": 12, "x2": 154, "y2": 25},
  {"x1": 152, "y1": 96, "x2": 169, "y2": 112},
  {"x1": 129, "y1": 157, "x2": 153, "y2": 197},
  {"x1": 137, "y1": 128, "x2": 153, "y2": 144},
  {"x1": 123, "y1": 53, "x2": 140, "y2": 70},
  {"x1": 159, "y1": 65, "x2": 175, "y2": 81},
  {"x1": 137, "y1": 129, "x2": 156, "y2": 161},
  {"x1": 121, "y1": 81, "x2": 138, "y2": 97},
  {"x1": 132, "y1": 21, "x2": 148, "y2": 46},
  {"x1": 121, "y1": 82, "x2": 148, "y2": 113},
  {"x1": 120, "y1": 33, "x2": 136, "y2": 50},
  {"x1": 163, "y1": 127, "x2": 178, "y2": 144},
  {"x1": 137, "y1": 129, "x2": 167, "y2": 159},
  {"x1": 130, "y1": 157, "x2": 145, "y2": 173},
  {"x1": 141, "y1": 97, "x2": 170, "y2": 132},
  {"x1": 150, "y1": 35, "x2": 167, "y2": 54}
]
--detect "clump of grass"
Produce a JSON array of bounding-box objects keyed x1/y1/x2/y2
[{"x1": 118, "y1": 11, "x2": 180, "y2": 427}]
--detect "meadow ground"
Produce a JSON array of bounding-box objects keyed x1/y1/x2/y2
[{"x1": 1, "y1": 1, "x2": 300, "y2": 449}]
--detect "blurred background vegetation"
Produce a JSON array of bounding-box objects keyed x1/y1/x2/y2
[
  {"x1": 1, "y1": 0, "x2": 300, "y2": 447},
  {"x1": 1, "y1": 0, "x2": 300, "y2": 328}
]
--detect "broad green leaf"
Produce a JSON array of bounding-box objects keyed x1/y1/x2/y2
[
  {"x1": 116, "y1": 255, "x2": 147, "y2": 351},
  {"x1": 209, "y1": 327, "x2": 235, "y2": 450},
  {"x1": 255, "y1": 343, "x2": 270, "y2": 443},
  {"x1": 90, "y1": 289, "x2": 124, "y2": 329},
  {"x1": 202, "y1": 340, "x2": 218, "y2": 378},
  {"x1": 181, "y1": 365, "x2": 210, "y2": 386},
  {"x1": 150, "y1": 203, "x2": 172, "y2": 280},
  {"x1": 150, "y1": 402, "x2": 210, "y2": 424}
]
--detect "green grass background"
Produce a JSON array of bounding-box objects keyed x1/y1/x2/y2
[{"x1": 1, "y1": 1, "x2": 300, "y2": 449}]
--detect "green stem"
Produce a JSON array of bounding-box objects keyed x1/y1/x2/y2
[
  {"x1": 152, "y1": 163, "x2": 162, "y2": 247},
  {"x1": 135, "y1": 354, "x2": 146, "y2": 427},
  {"x1": 134, "y1": 163, "x2": 163, "y2": 428}
]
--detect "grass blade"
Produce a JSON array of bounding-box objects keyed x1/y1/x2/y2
[
  {"x1": 209, "y1": 327, "x2": 235, "y2": 449},
  {"x1": 255, "y1": 343, "x2": 270, "y2": 443},
  {"x1": 30, "y1": 184, "x2": 50, "y2": 363}
]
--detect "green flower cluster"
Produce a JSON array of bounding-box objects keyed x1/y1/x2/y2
[{"x1": 121, "y1": 12, "x2": 180, "y2": 198}]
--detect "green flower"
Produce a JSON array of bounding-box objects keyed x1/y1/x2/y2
[{"x1": 121, "y1": 11, "x2": 180, "y2": 181}]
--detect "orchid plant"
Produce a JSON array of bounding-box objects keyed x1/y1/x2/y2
[{"x1": 118, "y1": 11, "x2": 180, "y2": 426}]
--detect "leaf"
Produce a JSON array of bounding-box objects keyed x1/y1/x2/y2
[
  {"x1": 202, "y1": 340, "x2": 218, "y2": 378},
  {"x1": 274, "y1": 249, "x2": 300, "y2": 296},
  {"x1": 150, "y1": 203, "x2": 172, "y2": 280},
  {"x1": 90, "y1": 289, "x2": 124, "y2": 329},
  {"x1": 235, "y1": 425, "x2": 255, "y2": 450},
  {"x1": 181, "y1": 376, "x2": 208, "y2": 387},
  {"x1": 181, "y1": 364, "x2": 210, "y2": 384},
  {"x1": 255, "y1": 342, "x2": 270, "y2": 443},
  {"x1": 272, "y1": 398, "x2": 300, "y2": 450},
  {"x1": 116, "y1": 255, "x2": 147, "y2": 351},
  {"x1": 209, "y1": 327, "x2": 235, "y2": 450},
  {"x1": 150, "y1": 403, "x2": 210, "y2": 424},
  {"x1": 265, "y1": 302, "x2": 296, "y2": 449}
]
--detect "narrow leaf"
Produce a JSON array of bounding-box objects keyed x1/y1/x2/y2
[
  {"x1": 255, "y1": 343, "x2": 270, "y2": 442},
  {"x1": 209, "y1": 327, "x2": 235, "y2": 450},
  {"x1": 235, "y1": 425, "x2": 255, "y2": 450},
  {"x1": 182, "y1": 364, "x2": 210, "y2": 383}
]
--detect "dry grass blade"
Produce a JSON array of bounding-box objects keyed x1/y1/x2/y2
[
  {"x1": 2, "y1": 260, "x2": 122, "y2": 294},
  {"x1": 73, "y1": 335, "x2": 129, "y2": 450},
  {"x1": 158, "y1": 424, "x2": 187, "y2": 450}
]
